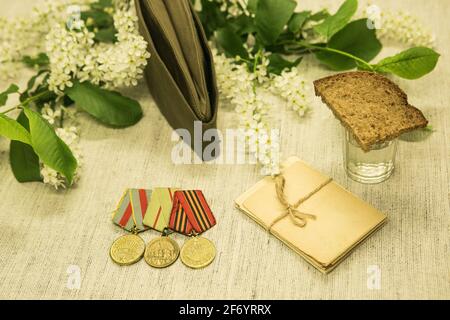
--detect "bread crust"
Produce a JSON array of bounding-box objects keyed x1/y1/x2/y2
[{"x1": 314, "y1": 71, "x2": 428, "y2": 151}]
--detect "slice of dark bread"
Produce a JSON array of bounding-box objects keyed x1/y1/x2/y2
[{"x1": 314, "y1": 71, "x2": 428, "y2": 151}]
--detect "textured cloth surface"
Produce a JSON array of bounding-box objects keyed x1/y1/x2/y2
[{"x1": 0, "y1": 0, "x2": 449, "y2": 299}]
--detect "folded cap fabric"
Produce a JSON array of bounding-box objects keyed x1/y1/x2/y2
[{"x1": 135, "y1": 0, "x2": 218, "y2": 156}]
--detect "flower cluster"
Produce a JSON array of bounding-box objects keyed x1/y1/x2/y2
[
  {"x1": 212, "y1": 26, "x2": 314, "y2": 175},
  {"x1": 46, "y1": 6, "x2": 150, "y2": 92},
  {"x1": 270, "y1": 68, "x2": 309, "y2": 118},
  {"x1": 46, "y1": 25, "x2": 95, "y2": 93},
  {"x1": 0, "y1": 0, "x2": 95, "y2": 80},
  {"x1": 1, "y1": 0, "x2": 150, "y2": 189},
  {"x1": 77, "y1": 9, "x2": 151, "y2": 88},
  {"x1": 363, "y1": 5, "x2": 435, "y2": 48},
  {"x1": 213, "y1": 47, "x2": 282, "y2": 175}
]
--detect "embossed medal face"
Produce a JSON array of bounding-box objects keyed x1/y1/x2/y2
[
  {"x1": 180, "y1": 237, "x2": 216, "y2": 269},
  {"x1": 110, "y1": 234, "x2": 145, "y2": 266},
  {"x1": 144, "y1": 237, "x2": 180, "y2": 268}
]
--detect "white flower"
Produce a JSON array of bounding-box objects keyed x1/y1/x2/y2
[
  {"x1": 41, "y1": 103, "x2": 62, "y2": 125},
  {"x1": 46, "y1": 24, "x2": 95, "y2": 93},
  {"x1": 22, "y1": 1, "x2": 152, "y2": 93},
  {"x1": 56, "y1": 126, "x2": 82, "y2": 164},
  {"x1": 212, "y1": 46, "x2": 280, "y2": 176},
  {"x1": 60, "y1": 105, "x2": 80, "y2": 127},
  {"x1": 246, "y1": 34, "x2": 256, "y2": 49},
  {"x1": 0, "y1": 0, "x2": 96, "y2": 80},
  {"x1": 78, "y1": 9, "x2": 151, "y2": 89},
  {"x1": 218, "y1": 0, "x2": 249, "y2": 17},
  {"x1": 271, "y1": 68, "x2": 309, "y2": 118},
  {"x1": 362, "y1": 5, "x2": 435, "y2": 48},
  {"x1": 41, "y1": 166, "x2": 66, "y2": 190}
]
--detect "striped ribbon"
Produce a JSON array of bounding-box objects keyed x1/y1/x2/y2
[
  {"x1": 143, "y1": 188, "x2": 178, "y2": 232},
  {"x1": 169, "y1": 190, "x2": 216, "y2": 235},
  {"x1": 112, "y1": 189, "x2": 152, "y2": 233}
]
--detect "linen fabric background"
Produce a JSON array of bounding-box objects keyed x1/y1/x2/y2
[{"x1": 0, "y1": 0, "x2": 449, "y2": 299}]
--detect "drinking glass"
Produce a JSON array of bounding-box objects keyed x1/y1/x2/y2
[{"x1": 343, "y1": 128, "x2": 397, "y2": 184}]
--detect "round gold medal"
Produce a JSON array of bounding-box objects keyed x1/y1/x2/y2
[
  {"x1": 180, "y1": 236, "x2": 216, "y2": 269},
  {"x1": 110, "y1": 234, "x2": 145, "y2": 266},
  {"x1": 144, "y1": 237, "x2": 180, "y2": 268}
]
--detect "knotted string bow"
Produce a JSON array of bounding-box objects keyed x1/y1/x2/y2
[{"x1": 268, "y1": 174, "x2": 333, "y2": 231}]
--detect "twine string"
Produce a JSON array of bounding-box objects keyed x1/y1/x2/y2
[{"x1": 268, "y1": 174, "x2": 333, "y2": 231}]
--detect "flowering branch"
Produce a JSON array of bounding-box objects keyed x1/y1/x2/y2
[
  {"x1": 197, "y1": 0, "x2": 439, "y2": 176},
  {"x1": 0, "y1": 0, "x2": 151, "y2": 189}
]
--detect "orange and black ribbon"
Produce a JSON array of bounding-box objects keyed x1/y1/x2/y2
[{"x1": 168, "y1": 190, "x2": 216, "y2": 235}]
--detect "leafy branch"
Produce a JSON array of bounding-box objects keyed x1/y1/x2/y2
[
  {"x1": 0, "y1": 0, "x2": 144, "y2": 187},
  {"x1": 1, "y1": 90, "x2": 52, "y2": 115},
  {"x1": 197, "y1": 0, "x2": 440, "y2": 78},
  {"x1": 297, "y1": 42, "x2": 375, "y2": 71}
]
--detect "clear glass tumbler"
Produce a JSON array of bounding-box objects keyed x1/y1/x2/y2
[{"x1": 343, "y1": 128, "x2": 397, "y2": 184}]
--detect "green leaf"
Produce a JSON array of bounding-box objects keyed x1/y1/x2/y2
[
  {"x1": 197, "y1": 0, "x2": 228, "y2": 38},
  {"x1": 81, "y1": 9, "x2": 117, "y2": 43},
  {"x1": 315, "y1": 19, "x2": 382, "y2": 71},
  {"x1": 23, "y1": 108, "x2": 77, "y2": 184},
  {"x1": 91, "y1": 0, "x2": 113, "y2": 10},
  {"x1": 0, "y1": 84, "x2": 19, "y2": 107},
  {"x1": 21, "y1": 83, "x2": 57, "y2": 108},
  {"x1": 20, "y1": 70, "x2": 50, "y2": 103},
  {"x1": 247, "y1": 0, "x2": 259, "y2": 14},
  {"x1": 10, "y1": 111, "x2": 42, "y2": 183},
  {"x1": 22, "y1": 53, "x2": 50, "y2": 68},
  {"x1": 228, "y1": 15, "x2": 255, "y2": 35},
  {"x1": 355, "y1": 60, "x2": 373, "y2": 71},
  {"x1": 63, "y1": 95, "x2": 75, "y2": 107},
  {"x1": 267, "y1": 54, "x2": 302, "y2": 75},
  {"x1": 81, "y1": 9, "x2": 114, "y2": 29},
  {"x1": 308, "y1": 9, "x2": 330, "y2": 22},
  {"x1": 313, "y1": 0, "x2": 357, "y2": 40},
  {"x1": 26, "y1": 70, "x2": 48, "y2": 93},
  {"x1": 215, "y1": 27, "x2": 249, "y2": 59},
  {"x1": 373, "y1": 47, "x2": 440, "y2": 79},
  {"x1": 65, "y1": 81, "x2": 143, "y2": 127},
  {"x1": 255, "y1": 0, "x2": 297, "y2": 45},
  {"x1": 94, "y1": 27, "x2": 117, "y2": 43},
  {"x1": 288, "y1": 11, "x2": 311, "y2": 33},
  {"x1": 0, "y1": 113, "x2": 31, "y2": 144}
]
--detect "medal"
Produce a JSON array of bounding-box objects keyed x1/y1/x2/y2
[
  {"x1": 180, "y1": 235, "x2": 216, "y2": 269},
  {"x1": 110, "y1": 234, "x2": 145, "y2": 266},
  {"x1": 141, "y1": 189, "x2": 181, "y2": 268},
  {"x1": 169, "y1": 190, "x2": 217, "y2": 269},
  {"x1": 144, "y1": 233, "x2": 180, "y2": 268},
  {"x1": 109, "y1": 188, "x2": 217, "y2": 269},
  {"x1": 110, "y1": 188, "x2": 152, "y2": 266}
]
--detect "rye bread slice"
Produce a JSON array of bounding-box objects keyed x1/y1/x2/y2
[{"x1": 313, "y1": 71, "x2": 428, "y2": 151}]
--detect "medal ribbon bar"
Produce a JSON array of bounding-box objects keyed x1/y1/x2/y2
[{"x1": 169, "y1": 190, "x2": 216, "y2": 235}]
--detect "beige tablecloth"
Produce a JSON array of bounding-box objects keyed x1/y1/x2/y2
[{"x1": 0, "y1": 0, "x2": 449, "y2": 299}]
